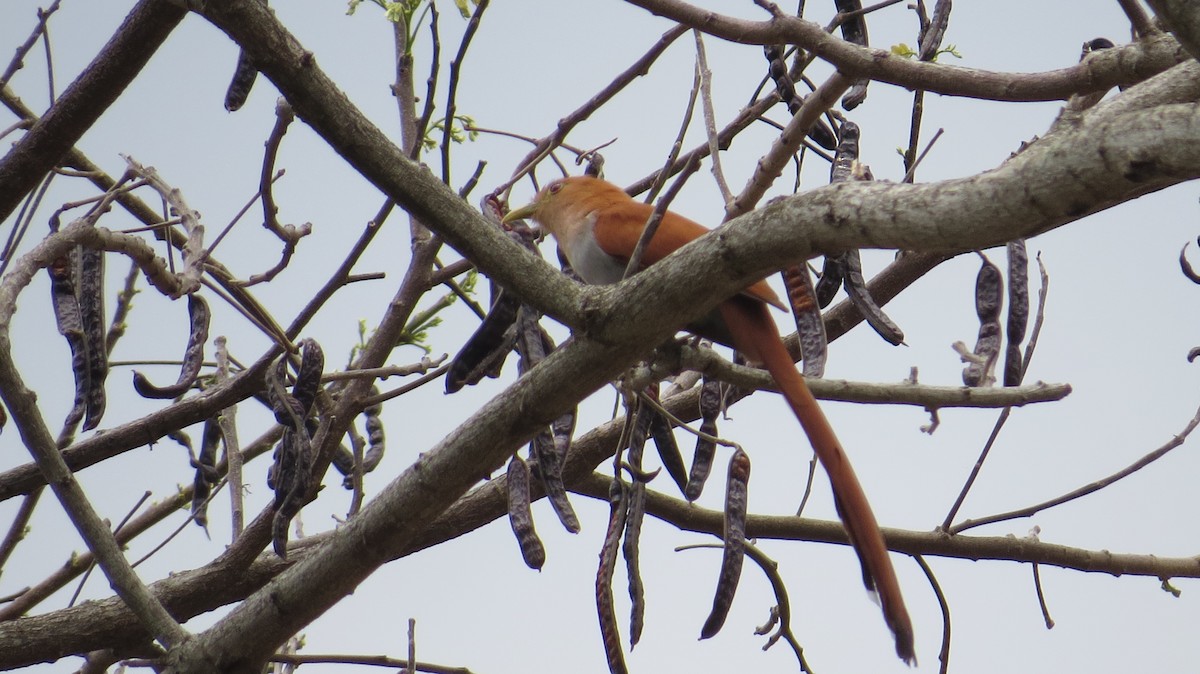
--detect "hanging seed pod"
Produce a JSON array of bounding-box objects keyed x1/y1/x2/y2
[
  {"x1": 596, "y1": 478, "x2": 629, "y2": 674},
  {"x1": 131, "y1": 294, "x2": 210, "y2": 399},
  {"x1": 782, "y1": 262, "x2": 827, "y2": 377},
  {"x1": 815, "y1": 255, "x2": 845, "y2": 308},
  {"x1": 266, "y1": 343, "x2": 324, "y2": 558},
  {"x1": 49, "y1": 255, "x2": 88, "y2": 437},
  {"x1": 506, "y1": 454, "x2": 545, "y2": 570},
  {"x1": 645, "y1": 383, "x2": 687, "y2": 495},
  {"x1": 842, "y1": 250, "x2": 905, "y2": 345},
  {"x1": 191, "y1": 418, "x2": 223, "y2": 528},
  {"x1": 762, "y1": 44, "x2": 837, "y2": 150},
  {"x1": 700, "y1": 448, "x2": 752, "y2": 639},
  {"x1": 685, "y1": 377, "x2": 723, "y2": 501},
  {"x1": 77, "y1": 247, "x2": 107, "y2": 430},
  {"x1": 531, "y1": 427, "x2": 580, "y2": 533},
  {"x1": 622, "y1": 396, "x2": 655, "y2": 647},
  {"x1": 1004, "y1": 239, "x2": 1030, "y2": 386},
  {"x1": 224, "y1": 49, "x2": 258, "y2": 112},
  {"x1": 291, "y1": 339, "x2": 324, "y2": 411},
  {"x1": 918, "y1": 0, "x2": 954, "y2": 61},
  {"x1": 834, "y1": 0, "x2": 870, "y2": 109},
  {"x1": 963, "y1": 255, "x2": 1004, "y2": 387}
]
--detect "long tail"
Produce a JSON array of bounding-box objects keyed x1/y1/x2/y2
[{"x1": 720, "y1": 298, "x2": 915, "y2": 664}]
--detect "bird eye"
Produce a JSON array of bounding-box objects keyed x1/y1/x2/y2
[{"x1": 548, "y1": 180, "x2": 564, "y2": 195}]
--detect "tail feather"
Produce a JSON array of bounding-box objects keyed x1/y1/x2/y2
[{"x1": 719, "y1": 298, "x2": 916, "y2": 665}]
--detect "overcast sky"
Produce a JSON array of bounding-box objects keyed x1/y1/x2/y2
[{"x1": 1, "y1": 1, "x2": 1198, "y2": 673}]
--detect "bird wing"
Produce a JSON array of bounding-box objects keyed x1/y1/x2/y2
[{"x1": 591, "y1": 200, "x2": 788, "y2": 311}]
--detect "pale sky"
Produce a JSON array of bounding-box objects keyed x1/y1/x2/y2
[{"x1": 1, "y1": 1, "x2": 1198, "y2": 673}]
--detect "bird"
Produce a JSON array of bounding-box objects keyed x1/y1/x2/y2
[{"x1": 503, "y1": 175, "x2": 915, "y2": 664}]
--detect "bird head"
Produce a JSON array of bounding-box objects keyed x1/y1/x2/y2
[{"x1": 502, "y1": 175, "x2": 628, "y2": 238}]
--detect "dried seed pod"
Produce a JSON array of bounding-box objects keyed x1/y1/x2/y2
[
  {"x1": 834, "y1": 0, "x2": 870, "y2": 109},
  {"x1": 782, "y1": 262, "x2": 827, "y2": 378},
  {"x1": 506, "y1": 454, "x2": 545, "y2": 570},
  {"x1": 1180, "y1": 237, "x2": 1200, "y2": 284},
  {"x1": 963, "y1": 255, "x2": 1004, "y2": 387},
  {"x1": 531, "y1": 427, "x2": 580, "y2": 533},
  {"x1": 78, "y1": 247, "x2": 107, "y2": 430},
  {"x1": 700, "y1": 448, "x2": 752, "y2": 639},
  {"x1": 291, "y1": 339, "x2": 324, "y2": 412},
  {"x1": 762, "y1": 44, "x2": 837, "y2": 150},
  {"x1": 445, "y1": 289, "x2": 520, "y2": 393},
  {"x1": 360, "y1": 393, "x2": 385, "y2": 471},
  {"x1": 131, "y1": 294, "x2": 211, "y2": 399},
  {"x1": 685, "y1": 377, "x2": 723, "y2": 501},
  {"x1": 918, "y1": 0, "x2": 954, "y2": 61},
  {"x1": 191, "y1": 418, "x2": 223, "y2": 528},
  {"x1": 49, "y1": 255, "x2": 88, "y2": 437},
  {"x1": 622, "y1": 396, "x2": 655, "y2": 647},
  {"x1": 1004, "y1": 239, "x2": 1030, "y2": 386},
  {"x1": 266, "y1": 353, "x2": 318, "y2": 558},
  {"x1": 815, "y1": 255, "x2": 845, "y2": 308},
  {"x1": 596, "y1": 478, "x2": 629, "y2": 674},
  {"x1": 842, "y1": 250, "x2": 905, "y2": 345},
  {"x1": 515, "y1": 304, "x2": 547, "y2": 373},
  {"x1": 830, "y1": 122, "x2": 861, "y2": 183},
  {"x1": 645, "y1": 383, "x2": 687, "y2": 495},
  {"x1": 224, "y1": 49, "x2": 258, "y2": 112}
]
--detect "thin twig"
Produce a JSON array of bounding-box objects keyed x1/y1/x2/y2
[{"x1": 692, "y1": 30, "x2": 733, "y2": 204}]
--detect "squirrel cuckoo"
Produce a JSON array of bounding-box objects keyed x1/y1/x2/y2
[{"x1": 504, "y1": 175, "x2": 915, "y2": 663}]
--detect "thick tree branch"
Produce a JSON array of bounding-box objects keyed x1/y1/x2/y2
[{"x1": 624, "y1": 0, "x2": 1186, "y2": 101}]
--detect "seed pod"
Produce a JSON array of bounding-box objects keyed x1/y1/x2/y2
[
  {"x1": 646, "y1": 383, "x2": 687, "y2": 495},
  {"x1": 815, "y1": 255, "x2": 845, "y2": 308},
  {"x1": 918, "y1": 0, "x2": 953, "y2": 61},
  {"x1": 291, "y1": 339, "x2": 324, "y2": 412},
  {"x1": 842, "y1": 250, "x2": 905, "y2": 345},
  {"x1": 830, "y1": 122, "x2": 861, "y2": 183},
  {"x1": 596, "y1": 478, "x2": 629, "y2": 674},
  {"x1": 506, "y1": 454, "x2": 545, "y2": 570},
  {"x1": 963, "y1": 255, "x2": 1004, "y2": 387},
  {"x1": 762, "y1": 44, "x2": 837, "y2": 150},
  {"x1": 834, "y1": 0, "x2": 870, "y2": 109},
  {"x1": 531, "y1": 427, "x2": 580, "y2": 533},
  {"x1": 685, "y1": 377, "x2": 723, "y2": 501},
  {"x1": 1004, "y1": 239, "x2": 1030, "y2": 386},
  {"x1": 445, "y1": 289, "x2": 520, "y2": 393},
  {"x1": 131, "y1": 294, "x2": 210, "y2": 399},
  {"x1": 49, "y1": 255, "x2": 88, "y2": 438},
  {"x1": 78, "y1": 247, "x2": 107, "y2": 431},
  {"x1": 360, "y1": 393, "x2": 385, "y2": 471},
  {"x1": 191, "y1": 417, "x2": 223, "y2": 528},
  {"x1": 224, "y1": 49, "x2": 257, "y2": 112},
  {"x1": 700, "y1": 448, "x2": 752, "y2": 639},
  {"x1": 782, "y1": 262, "x2": 827, "y2": 377},
  {"x1": 266, "y1": 353, "x2": 317, "y2": 559},
  {"x1": 622, "y1": 396, "x2": 655, "y2": 647}
]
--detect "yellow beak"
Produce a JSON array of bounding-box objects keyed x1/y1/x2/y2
[{"x1": 502, "y1": 201, "x2": 538, "y2": 224}]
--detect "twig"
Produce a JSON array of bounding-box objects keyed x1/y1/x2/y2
[
  {"x1": 0, "y1": 0, "x2": 63, "y2": 88},
  {"x1": 500, "y1": 24, "x2": 688, "y2": 196},
  {"x1": 912, "y1": 554, "x2": 951, "y2": 674},
  {"x1": 692, "y1": 31, "x2": 733, "y2": 204},
  {"x1": 951, "y1": 399, "x2": 1200, "y2": 534},
  {"x1": 1032, "y1": 560, "x2": 1055, "y2": 629},
  {"x1": 440, "y1": 0, "x2": 489, "y2": 185}
]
